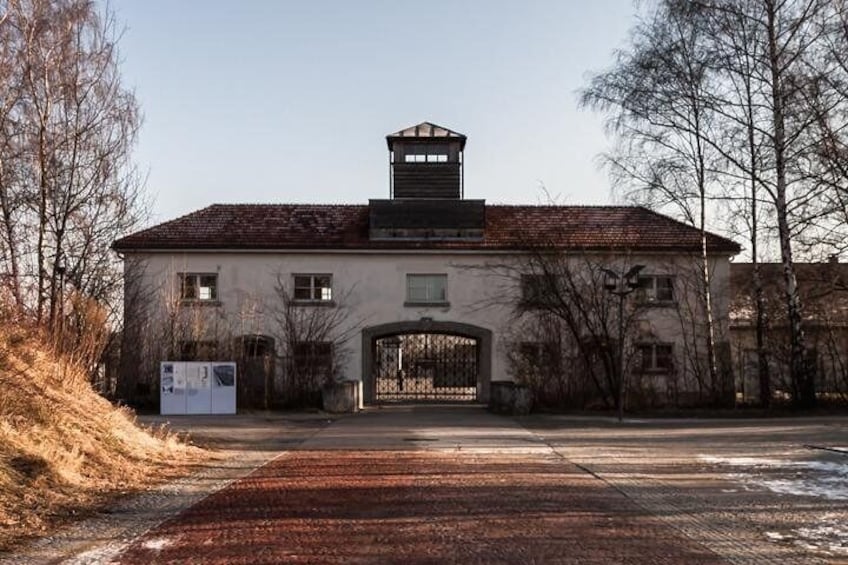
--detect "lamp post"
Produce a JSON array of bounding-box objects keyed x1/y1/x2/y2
[
  {"x1": 602, "y1": 265, "x2": 645, "y2": 422},
  {"x1": 56, "y1": 252, "x2": 67, "y2": 353}
]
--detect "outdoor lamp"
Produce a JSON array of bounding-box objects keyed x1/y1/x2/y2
[
  {"x1": 624, "y1": 265, "x2": 645, "y2": 289},
  {"x1": 602, "y1": 269, "x2": 619, "y2": 292}
]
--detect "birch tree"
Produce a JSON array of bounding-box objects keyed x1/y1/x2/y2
[
  {"x1": 583, "y1": 0, "x2": 848, "y2": 408},
  {"x1": 0, "y1": 0, "x2": 144, "y2": 327},
  {"x1": 580, "y1": 0, "x2": 725, "y2": 402}
]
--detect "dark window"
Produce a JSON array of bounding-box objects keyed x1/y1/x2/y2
[
  {"x1": 637, "y1": 275, "x2": 674, "y2": 303},
  {"x1": 177, "y1": 340, "x2": 218, "y2": 361},
  {"x1": 291, "y1": 341, "x2": 333, "y2": 379},
  {"x1": 520, "y1": 274, "x2": 557, "y2": 306},
  {"x1": 293, "y1": 274, "x2": 333, "y2": 301},
  {"x1": 403, "y1": 144, "x2": 449, "y2": 163},
  {"x1": 240, "y1": 335, "x2": 274, "y2": 357},
  {"x1": 518, "y1": 341, "x2": 560, "y2": 369},
  {"x1": 638, "y1": 343, "x2": 674, "y2": 372},
  {"x1": 180, "y1": 273, "x2": 218, "y2": 301}
]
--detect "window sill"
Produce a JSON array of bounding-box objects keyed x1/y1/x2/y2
[
  {"x1": 404, "y1": 301, "x2": 451, "y2": 308},
  {"x1": 179, "y1": 300, "x2": 222, "y2": 307},
  {"x1": 637, "y1": 300, "x2": 677, "y2": 308},
  {"x1": 292, "y1": 300, "x2": 336, "y2": 307},
  {"x1": 640, "y1": 368, "x2": 673, "y2": 375},
  {"x1": 519, "y1": 300, "x2": 556, "y2": 310}
]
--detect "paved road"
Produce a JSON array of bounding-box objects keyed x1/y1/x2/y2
[
  {"x1": 118, "y1": 407, "x2": 723, "y2": 565},
  {"x1": 5, "y1": 408, "x2": 847, "y2": 564}
]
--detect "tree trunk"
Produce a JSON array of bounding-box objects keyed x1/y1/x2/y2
[{"x1": 766, "y1": 1, "x2": 814, "y2": 408}]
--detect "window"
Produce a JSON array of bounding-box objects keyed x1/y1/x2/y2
[
  {"x1": 291, "y1": 341, "x2": 333, "y2": 379},
  {"x1": 180, "y1": 273, "x2": 218, "y2": 301},
  {"x1": 406, "y1": 274, "x2": 448, "y2": 304},
  {"x1": 239, "y1": 335, "x2": 274, "y2": 358},
  {"x1": 293, "y1": 274, "x2": 333, "y2": 302},
  {"x1": 520, "y1": 274, "x2": 557, "y2": 306},
  {"x1": 403, "y1": 144, "x2": 449, "y2": 163},
  {"x1": 177, "y1": 340, "x2": 218, "y2": 361},
  {"x1": 638, "y1": 343, "x2": 674, "y2": 373},
  {"x1": 637, "y1": 275, "x2": 674, "y2": 303},
  {"x1": 517, "y1": 341, "x2": 561, "y2": 369},
  {"x1": 405, "y1": 154, "x2": 448, "y2": 163}
]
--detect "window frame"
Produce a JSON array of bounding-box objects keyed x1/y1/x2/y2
[
  {"x1": 292, "y1": 273, "x2": 334, "y2": 304},
  {"x1": 402, "y1": 143, "x2": 450, "y2": 163},
  {"x1": 291, "y1": 340, "x2": 334, "y2": 380},
  {"x1": 405, "y1": 273, "x2": 449, "y2": 306},
  {"x1": 177, "y1": 339, "x2": 219, "y2": 361},
  {"x1": 520, "y1": 273, "x2": 558, "y2": 307},
  {"x1": 179, "y1": 272, "x2": 219, "y2": 303},
  {"x1": 636, "y1": 274, "x2": 675, "y2": 304},
  {"x1": 517, "y1": 340, "x2": 561, "y2": 370},
  {"x1": 637, "y1": 342, "x2": 674, "y2": 373}
]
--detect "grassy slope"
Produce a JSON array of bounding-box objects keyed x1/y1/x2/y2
[{"x1": 0, "y1": 328, "x2": 203, "y2": 551}]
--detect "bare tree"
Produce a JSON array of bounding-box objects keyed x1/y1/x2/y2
[
  {"x1": 580, "y1": 0, "x2": 723, "y2": 399},
  {"x1": 583, "y1": 0, "x2": 848, "y2": 408},
  {"x1": 269, "y1": 275, "x2": 362, "y2": 408},
  {"x1": 470, "y1": 249, "x2": 646, "y2": 412},
  {"x1": 0, "y1": 0, "x2": 145, "y2": 329}
]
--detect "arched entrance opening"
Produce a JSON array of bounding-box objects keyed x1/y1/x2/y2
[{"x1": 362, "y1": 321, "x2": 492, "y2": 404}]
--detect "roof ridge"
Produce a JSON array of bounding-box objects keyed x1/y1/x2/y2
[
  {"x1": 634, "y1": 205, "x2": 740, "y2": 247},
  {"x1": 486, "y1": 203, "x2": 634, "y2": 209},
  {"x1": 207, "y1": 202, "x2": 367, "y2": 208}
]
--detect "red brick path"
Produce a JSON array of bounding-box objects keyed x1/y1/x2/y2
[{"x1": 118, "y1": 451, "x2": 725, "y2": 564}]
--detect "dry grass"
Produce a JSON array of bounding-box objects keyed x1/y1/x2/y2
[{"x1": 0, "y1": 321, "x2": 205, "y2": 551}]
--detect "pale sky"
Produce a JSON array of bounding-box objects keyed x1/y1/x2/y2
[{"x1": 111, "y1": 1, "x2": 637, "y2": 225}]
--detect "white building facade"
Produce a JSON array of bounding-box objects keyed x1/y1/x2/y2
[{"x1": 114, "y1": 123, "x2": 739, "y2": 409}]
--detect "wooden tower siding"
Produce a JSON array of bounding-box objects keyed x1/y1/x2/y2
[{"x1": 386, "y1": 122, "x2": 467, "y2": 200}]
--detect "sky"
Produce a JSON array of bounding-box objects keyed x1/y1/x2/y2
[{"x1": 110, "y1": 1, "x2": 638, "y2": 225}]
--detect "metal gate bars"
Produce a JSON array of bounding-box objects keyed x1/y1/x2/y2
[{"x1": 374, "y1": 333, "x2": 478, "y2": 402}]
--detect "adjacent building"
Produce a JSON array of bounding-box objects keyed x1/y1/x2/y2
[{"x1": 730, "y1": 260, "x2": 848, "y2": 403}]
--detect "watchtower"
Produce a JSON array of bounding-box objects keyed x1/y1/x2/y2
[{"x1": 386, "y1": 122, "x2": 466, "y2": 199}]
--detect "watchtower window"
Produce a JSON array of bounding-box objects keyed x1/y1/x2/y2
[{"x1": 403, "y1": 144, "x2": 449, "y2": 163}]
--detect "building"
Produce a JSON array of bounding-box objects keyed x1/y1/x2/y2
[
  {"x1": 113, "y1": 122, "x2": 740, "y2": 410},
  {"x1": 730, "y1": 260, "x2": 848, "y2": 404}
]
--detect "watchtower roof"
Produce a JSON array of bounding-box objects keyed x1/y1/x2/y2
[{"x1": 386, "y1": 122, "x2": 467, "y2": 149}]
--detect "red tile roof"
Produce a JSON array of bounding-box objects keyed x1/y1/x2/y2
[{"x1": 112, "y1": 204, "x2": 740, "y2": 253}]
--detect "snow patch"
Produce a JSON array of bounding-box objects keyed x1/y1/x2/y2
[
  {"x1": 763, "y1": 516, "x2": 848, "y2": 556},
  {"x1": 700, "y1": 455, "x2": 848, "y2": 500},
  {"x1": 796, "y1": 515, "x2": 848, "y2": 556},
  {"x1": 701, "y1": 456, "x2": 785, "y2": 467},
  {"x1": 141, "y1": 537, "x2": 173, "y2": 551}
]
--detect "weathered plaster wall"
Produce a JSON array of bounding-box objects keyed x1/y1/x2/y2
[{"x1": 125, "y1": 249, "x2": 733, "y2": 403}]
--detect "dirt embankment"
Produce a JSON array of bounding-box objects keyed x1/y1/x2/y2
[{"x1": 0, "y1": 326, "x2": 204, "y2": 551}]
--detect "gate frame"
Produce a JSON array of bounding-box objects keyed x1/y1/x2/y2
[{"x1": 362, "y1": 321, "x2": 493, "y2": 405}]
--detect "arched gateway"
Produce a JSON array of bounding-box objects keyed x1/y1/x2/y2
[{"x1": 362, "y1": 321, "x2": 492, "y2": 405}]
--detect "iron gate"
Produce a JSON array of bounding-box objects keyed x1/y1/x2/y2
[{"x1": 374, "y1": 333, "x2": 478, "y2": 402}]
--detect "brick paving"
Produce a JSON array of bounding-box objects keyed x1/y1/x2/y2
[
  {"x1": 528, "y1": 418, "x2": 847, "y2": 565},
  {"x1": 117, "y1": 450, "x2": 725, "y2": 565},
  {"x1": 6, "y1": 409, "x2": 844, "y2": 564}
]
